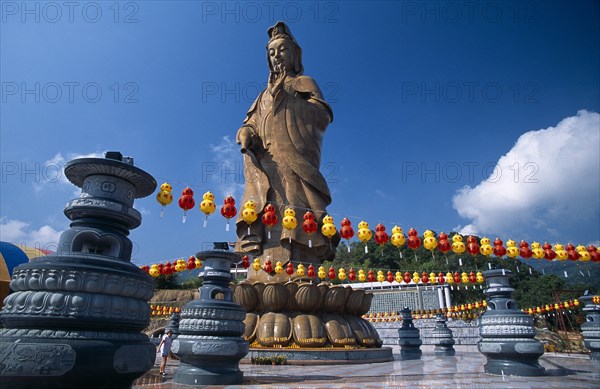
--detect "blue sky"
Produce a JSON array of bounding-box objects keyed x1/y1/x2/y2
[{"x1": 1, "y1": 1, "x2": 599, "y2": 266}]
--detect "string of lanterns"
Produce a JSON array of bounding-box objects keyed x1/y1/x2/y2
[
  {"x1": 150, "y1": 304, "x2": 182, "y2": 317},
  {"x1": 364, "y1": 300, "x2": 487, "y2": 322},
  {"x1": 154, "y1": 184, "x2": 600, "y2": 264},
  {"x1": 140, "y1": 256, "x2": 486, "y2": 289},
  {"x1": 520, "y1": 297, "x2": 594, "y2": 316}
]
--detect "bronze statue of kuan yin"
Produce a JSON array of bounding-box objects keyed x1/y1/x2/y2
[{"x1": 235, "y1": 21, "x2": 340, "y2": 277}]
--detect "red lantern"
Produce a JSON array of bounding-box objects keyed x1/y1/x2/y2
[
  {"x1": 403, "y1": 271, "x2": 411, "y2": 284},
  {"x1": 421, "y1": 272, "x2": 429, "y2": 284},
  {"x1": 348, "y1": 268, "x2": 357, "y2": 282},
  {"x1": 588, "y1": 245, "x2": 600, "y2": 262},
  {"x1": 493, "y1": 238, "x2": 506, "y2": 257},
  {"x1": 453, "y1": 272, "x2": 461, "y2": 284},
  {"x1": 437, "y1": 272, "x2": 445, "y2": 284},
  {"x1": 261, "y1": 204, "x2": 278, "y2": 239},
  {"x1": 437, "y1": 232, "x2": 451, "y2": 253},
  {"x1": 220, "y1": 196, "x2": 237, "y2": 231},
  {"x1": 407, "y1": 228, "x2": 421, "y2": 249},
  {"x1": 302, "y1": 211, "x2": 318, "y2": 248},
  {"x1": 241, "y1": 255, "x2": 250, "y2": 269},
  {"x1": 519, "y1": 240, "x2": 533, "y2": 259},
  {"x1": 178, "y1": 187, "x2": 195, "y2": 223},
  {"x1": 367, "y1": 270, "x2": 376, "y2": 282},
  {"x1": 162, "y1": 262, "x2": 173, "y2": 275},
  {"x1": 328, "y1": 266, "x2": 336, "y2": 280},
  {"x1": 469, "y1": 271, "x2": 476, "y2": 284},
  {"x1": 307, "y1": 264, "x2": 316, "y2": 278},
  {"x1": 186, "y1": 256, "x2": 196, "y2": 270},
  {"x1": 339, "y1": 218, "x2": 355, "y2": 252},
  {"x1": 263, "y1": 259, "x2": 273, "y2": 273},
  {"x1": 374, "y1": 224, "x2": 389, "y2": 246},
  {"x1": 286, "y1": 262, "x2": 294, "y2": 275},
  {"x1": 467, "y1": 236, "x2": 480, "y2": 256},
  {"x1": 566, "y1": 243, "x2": 580, "y2": 261},
  {"x1": 386, "y1": 270, "x2": 394, "y2": 283},
  {"x1": 543, "y1": 242, "x2": 556, "y2": 260}
]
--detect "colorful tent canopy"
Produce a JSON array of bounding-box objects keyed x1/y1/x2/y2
[{"x1": 0, "y1": 241, "x2": 52, "y2": 307}]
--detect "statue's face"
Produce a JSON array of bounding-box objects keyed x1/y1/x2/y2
[{"x1": 268, "y1": 38, "x2": 295, "y2": 74}]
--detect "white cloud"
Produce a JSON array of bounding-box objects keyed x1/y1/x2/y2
[
  {"x1": 0, "y1": 217, "x2": 63, "y2": 250},
  {"x1": 206, "y1": 136, "x2": 245, "y2": 199},
  {"x1": 452, "y1": 110, "x2": 600, "y2": 242},
  {"x1": 33, "y1": 151, "x2": 106, "y2": 192}
]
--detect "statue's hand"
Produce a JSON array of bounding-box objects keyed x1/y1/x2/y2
[
  {"x1": 268, "y1": 71, "x2": 287, "y2": 96},
  {"x1": 238, "y1": 127, "x2": 254, "y2": 154}
]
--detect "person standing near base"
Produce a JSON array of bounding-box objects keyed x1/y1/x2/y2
[{"x1": 157, "y1": 330, "x2": 173, "y2": 376}]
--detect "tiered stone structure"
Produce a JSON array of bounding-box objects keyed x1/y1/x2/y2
[
  {"x1": 478, "y1": 269, "x2": 545, "y2": 376},
  {"x1": 172, "y1": 248, "x2": 248, "y2": 386},
  {"x1": 579, "y1": 294, "x2": 600, "y2": 361},
  {"x1": 398, "y1": 307, "x2": 422, "y2": 360},
  {"x1": 0, "y1": 152, "x2": 157, "y2": 388},
  {"x1": 431, "y1": 314, "x2": 455, "y2": 356}
]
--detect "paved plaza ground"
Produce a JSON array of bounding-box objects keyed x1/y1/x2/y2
[{"x1": 133, "y1": 346, "x2": 600, "y2": 388}]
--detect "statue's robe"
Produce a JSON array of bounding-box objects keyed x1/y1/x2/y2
[{"x1": 235, "y1": 75, "x2": 340, "y2": 262}]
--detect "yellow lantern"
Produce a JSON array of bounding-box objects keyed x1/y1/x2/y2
[
  {"x1": 531, "y1": 242, "x2": 545, "y2": 259},
  {"x1": 573, "y1": 299, "x2": 580, "y2": 307},
  {"x1": 391, "y1": 226, "x2": 405, "y2": 247},
  {"x1": 476, "y1": 271, "x2": 484, "y2": 284},
  {"x1": 554, "y1": 244, "x2": 568, "y2": 261},
  {"x1": 296, "y1": 263, "x2": 305, "y2": 277},
  {"x1": 199, "y1": 191, "x2": 216, "y2": 226},
  {"x1": 429, "y1": 272, "x2": 437, "y2": 285},
  {"x1": 445, "y1": 272, "x2": 454, "y2": 284},
  {"x1": 564, "y1": 301, "x2": 570, "y2": 309},
  {"x1": 252, "y1": 258, "x2": 261, "y2": 271},
  {"x1": 338, "y1": 268, "x2": 347, "y2": 281},
  {"x1": 412, "y1": 272, "x2": 420, "y2": 284},
  {"x1": 242, "y1": 201, "x2": 258, "y2": 233},
  {"x1": 321, "y1": 214, "x2": 337, "y2": 239},
  {"x1": 358, "y1": 269, "x2": 366, "y2": 282},
  {"x1": 195, "y1": 258, "x2": 202, "y2": 269},
  {"x1": 479, "y1": 237, "x2": 493, "y2": 256},
  {"x1": 422, "y1": 230, "x2": 438, "y2": 251},
  {"x1": 461, "y1": 272, "x2": 469, "y2": 284},
  {"x1": 156, "y1": 182, "x2": 174, "y2": 218},
  {"x1": 149, "y1": 265, "x2": 160, "y2": 278},
  {"x1": 395, "y1": 271, "x2": 403, "y2": 283},
  {"x1": 376, "y1": 270, "x2": 385, "y2": 283},
  {"x1": 274, "y1": 261, "x2": 284, "y2": 274},
  {"x1": 357, "y1": 221, "x2": 372, "y2": 253},
  {"x1": 506, "y1": 239, "x2": 519, "y2": 258},
  {"x1": 451, "y1": 234, "x2": 465, "y2": 254},
  {"x1": 577, "y1": 245, "x2": 591, "y2": 261},
  {"x1": 281, "y1": 208, "x2": 298, "y2": 229},
  {"x1": 482, "y1": 300, "x2": 487, "y2": 307},
  {"x1": 317, "y1": 266, "x2": 326, "y2": 280}
]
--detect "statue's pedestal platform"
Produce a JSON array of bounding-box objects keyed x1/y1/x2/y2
[{"x1": 244, "y1": 347, "x2": 393, "y2": 365}]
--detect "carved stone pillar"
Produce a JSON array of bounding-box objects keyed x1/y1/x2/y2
[
  {"x1": 172, "y1": 247, "x2": 248, "y2": 386},
  {"x1": 478, "y1": 269, "x2": 545, "y2": 376},
  {"x1": 432, "y1": 314, "x2": 455, "y2": 356},
  {"x1": 579, "y1": 295, "x2": 600, "y2": 360},
  {"x1": 397, "y1": 307, "x2": 422, "y2": 360},
  {"x1": 0, "y1": 152, "x2": 157, "y2": 388}
]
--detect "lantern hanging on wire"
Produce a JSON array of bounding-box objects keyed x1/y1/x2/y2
[{"x1": 156, "y1": 182, "x2": 173, "y2": 219}]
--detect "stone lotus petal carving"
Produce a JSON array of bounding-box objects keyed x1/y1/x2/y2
[
  {"x1": 233, "y1": 282, "x2": 259, "y2": 313},
  {"x1": 284, "y1": 281, "x2": 299, "y2": 311},
  {"x1": 345, "y1": 289, "x2": 365, "y2": 315},
  {"x1": 292, "y1": 314, "x2": 327, "y2": 347},
  {"x1": 322, "y1": 313, "x2": 356, "y2": 347},
  {"x1": 323, "y1": 285, "x2": 350, "y2": 313},
  {"x1": 294, "y1": 283, "x2": 320, "y2": 313},
  {"x1": 256, "y1": 312, "x2": 293, "y2": 347},
  {"x1": 343, "y1": 314, "x2": 378, "y2": 347},
  {"x1": 262, "y1": 282, "x2": 289, "y2": 313},
  {"x1": 356, "y1": 292, "x2": 374, "y2": 316},
  {"x1": 242, "y1": 313, "x2": 259, "y2": 343}
]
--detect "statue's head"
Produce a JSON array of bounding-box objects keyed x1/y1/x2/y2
[{"x1": 266, "y1": 21, "x2": 303, "y2": 75}]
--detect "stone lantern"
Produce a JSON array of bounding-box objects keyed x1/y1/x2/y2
[
  {"x1": 431, "y1": 313, "x2": 455, "y2": 356},
  {"x1": 579, "y1": 294, "x2": 600, "y2": 360},
  {"x1": 0, "y1": 152, "x2": 157, "y2": 388},
  {"x1": 172, "y1": 245, "x2": 248, "y2": 386},
  {"x1": 398, "y1": 307, "x2": 422, "y2": 360},
  {"x1": 478, "y1": 268, "x2": 545, "y2": 376}
]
